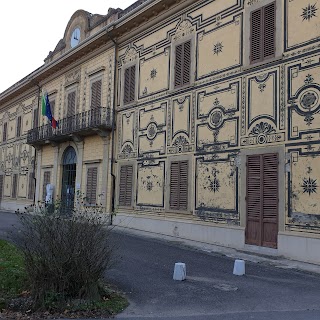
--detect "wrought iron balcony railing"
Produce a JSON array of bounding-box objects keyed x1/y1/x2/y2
[{"x1": 27, "y1": 107, "x2": 113, "y2": 146}]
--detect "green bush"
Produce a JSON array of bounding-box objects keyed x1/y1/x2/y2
[{"x1": 14, "y1": 202, "x2": 114, "y2": 311}]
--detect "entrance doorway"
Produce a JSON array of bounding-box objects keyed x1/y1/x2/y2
[
  {"x1": 245, "y1": 153, "x2": 279, "y2": 249},
  {"x1": 61, "y1": 147, "x2": 77, "y2": 211}
]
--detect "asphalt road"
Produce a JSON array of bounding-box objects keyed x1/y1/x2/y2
[{"x1": 1, "y1": 211, "x2": 320, "y2": 320}]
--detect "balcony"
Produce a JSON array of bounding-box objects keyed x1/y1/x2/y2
[{"x1": 27, "y1": 107, "x2": 113, "y2": 146}]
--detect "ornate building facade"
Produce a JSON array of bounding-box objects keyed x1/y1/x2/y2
[{"x1": 0, "y1": 0, "x2": 319, "y2": 264}]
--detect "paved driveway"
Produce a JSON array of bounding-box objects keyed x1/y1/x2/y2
[{"x1": 1, "y1": 211, "x2": 320, "y2": 320}]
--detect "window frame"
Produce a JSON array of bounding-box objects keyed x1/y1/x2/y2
[
  {"x1": 117, "y1": 162, "x2": 135, "y2": 208},
  {"x1": 16, "y1": 116, "x2": 22, "y2": 138},
  {"x1": 120, "y1": 60, "x2": 138, "y2": 107},
  {"x1": 170, "y1": 34, "x2": 195, "y2": 92},
  {"x1": 85, "y1": 166, "x2": 98, "y2": 206},
  {"x1": 166, "y1": 155, "x2": 192, "y2": 214},
  {"x1": 243, "y1": 0, "x2": 283, "y2": 69},
  {"x1": 11, "y1": 173, "x2": 18, "y2": 199},
  {"x1": 2, "y1": 122, "x2": 8, "y2": 142},
  {"x1": 90, "y1": 78, "x2": 103, "y2": 110}
]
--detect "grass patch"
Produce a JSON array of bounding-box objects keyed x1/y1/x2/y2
[
  {"x1": 0, "y1": 239, "x2": 27, "y2": 310},
  {"x1": 0, "y1": 239, "x2": 128, "y2": 318}
]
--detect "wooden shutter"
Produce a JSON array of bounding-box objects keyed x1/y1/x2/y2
[
  {"x1": 250, "y1": 2, "x2": 275, "y2": 63},
  {"x1": 174, "y1": 40, "x2": 191, "y2": 88},
  {"x1": 42, "y1": 171, "x2": 51, "y2": 201},
  {"x1": 50, "y1": 100, "x2": 55, "y2": 117},
  {"x1": 263, "y1": 2, "x2": 276, "y2": 59},
  {"x1": 91, "y1": 80, "x2": 102, "y2": 109},
  {"x1": 3, "y1": 123, "x2": 7, "y2": 142},
  {"x1": 86, "y1": 167, "x2": 98, "y2": 205},
  {"x1": 67, "y1": 91, "x2": 76, "y2": 116},
  {"x1": 28, "y1": 172, "x2": 35, "y2": 200},
  {"x1": 33, "y1": 108, "x2": 39, "y2": 128},
  {"x1": 170, "y1": 160, "x2": 189, "y2": 211},
  {"x1": 12, "y1": 174, "x2": 18, "y2": 198},
  {"x1": 246, "y1": 154, "x2": 278, "y2": 248},
  {"x1": 262, "y1": 153, "x2": 278, "y2": 248},
  {"x1": 119, "y1": 165, "x2": 133, "y2": 207},
  {"x1": 124, "y1": 66, "x2": 136, "y2": 105},
  {"x1": 246, "y1": 155, "x2": 262, "y2": 246},
  {"x1": 0, "y1": 175, "x2": 4, "y2": 201},
  {"x1": 16, "y1": 116, "x2": 22, "y2": 137}
]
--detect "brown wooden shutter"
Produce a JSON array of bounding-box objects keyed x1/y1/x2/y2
[
  {"x1": 67, "y1": 91, "x2": 76, "y2": 116},
  {"x1": 3, "y1": 123, "x2": 7, "y2": 142},
  {"x1": 119, "y1": 165, "x2": 133, "y2": 207},
  {"x1": 12, "y1": 174, "x2": 18, "y2": 198},
  {"x1": 250, "y1": 2, "x2": 275, "y2": 64},
  {"x1": 246, "y1": 153, "x2": 278, "y2": 248},
  {"x1": 91, "y1": 80, "x2": 102, "y2": 109},
  {"x1": 0, "y1": 175, "x2": 4, "y2": 201},
  {"x1": 263, "y1": 2, "x2": 276, "y2": 59},
  {"x1": 42, "y1": 171, "x2": 51, "y2": 201},
  {"x1": 28, "y1": 172, "x2": 35, "y2": 200},
  {"x1": 124, "y1": 66, "x2": 136, "y2": 105},
  {"x1": 50, "y1": 100, "x2": 55, "y2": 117},
  {"x1": 246, "y1": 155, "x2": 262, "y2": 246},
  {"x1": 262, "y1": 153, "x2": 278, "y2": 248},
  {"x1": 33, "y1": 108, "x2": 39, "y2": 128},
  {"x1": 170, "y1": 160, "x2": 189, "y2": 211},
  {"x1": 86, "y1": 167, "x2": 98, "y2": 205},
  {"x1": 183, "y1": 40, "x2": 191, "y2": 86},
  {"x1": 174, "y1": 40, "x2": 191, "y2": 88},
  {"x1": 250, "y1": 8, "x2": 263, "y2": 63},
  {"x1": 16, "y1": 116, "x2": 22, "y2": 137}
]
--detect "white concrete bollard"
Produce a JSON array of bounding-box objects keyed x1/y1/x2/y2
[
  {"x1": 233, "y1": 259, "x2": 245, "y2": 276},
  {"x1": 173, "y1": 262, "x2": 186, "y2": 281}
]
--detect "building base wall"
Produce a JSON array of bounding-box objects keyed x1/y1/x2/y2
[
  {"x1": 113, "y1": 213, "x2": 320, "y2": 265},
  {"x1": 0, "y1": 199, "x2": 31, "y2": 212},
  {"x1": 278, "y1": 232, "x2": 320, "y2": 265}
]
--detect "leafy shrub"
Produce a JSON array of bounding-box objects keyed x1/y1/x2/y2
[{"x1": 14, "y1": 202, "x2": 114, "y2": 310}]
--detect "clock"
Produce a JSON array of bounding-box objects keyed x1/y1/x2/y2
[{"x1": 71, "y1": 28, "x2": 81, "y2": 48}]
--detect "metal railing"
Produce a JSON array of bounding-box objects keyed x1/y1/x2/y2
[{"x1": 27, "y1": 107, "x2": 112, "y2": 145}]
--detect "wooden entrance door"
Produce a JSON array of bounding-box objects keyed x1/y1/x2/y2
[{"x1": 246, "y1": 153, "x2": 279, "y2": 248}]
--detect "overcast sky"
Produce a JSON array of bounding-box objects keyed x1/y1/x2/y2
[{"x1": 0, "y1": 0, "x2": 135, "y2": 94}]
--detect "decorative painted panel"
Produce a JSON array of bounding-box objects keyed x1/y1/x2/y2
[
  {"x1": 136, "y1": 160, "x2": 165, "y2": 208},
  {"x1": 196, "y1": 81, "x2": 240, "y2": 152},
  {"x1": 138, "y1": 102, "x2": 167, "y2": 158},
  {"x1": 241, "y1": 68, "x2": 285, "y2": 146},
  {"x1": 287, "y1": 56, "x2": 320, "y2": 140},
  {"x1": 195, "y1": 153, "x2": 239, "y2": 225},
  {"x1": 168, "y1": 94, "x2": 195, "y2": 154},
  {"x1": 197, "y1": 15, "x2": 242, "y2": 79},
  {"x1": 285, "y1": 0, "x2": 320, "y2": 51},
  {"x1": 118, "y1": 111, "x2": 137, "y2": 159},
  {"x1": 287, "y1": 145, "x2": 320, "y2": 231},
  {"x1": 139, "y1": 48, "x2": 170, "y2": 98}
]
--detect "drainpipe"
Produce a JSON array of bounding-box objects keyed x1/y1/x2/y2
[
  {"x1": 106, "y1": 29, "x2": 118, "y2": 225},
  {"x1": 33, "y1": 83, "x2": 41, "y2": 205}
]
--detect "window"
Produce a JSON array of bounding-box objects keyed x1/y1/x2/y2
[
  {"x1": 67, "y1": 91, "x2": 76, "y2": 116},
  {"x1": 250, "y1": 2, "x2": 276, "y2": 64},
  {"x1": 0, "y1": 175, "x2": 4, "y2": 200},
  {"x1": 12, "y1": 174, "x2": 18, "y2": 198},
  {"x1": 33, "y1": 108, "x2": 39, "y2": 128},
  {"x1": 16, "y1": 116, "x2": 22, "y2": 138},
  {"x1": 123, "y1": 66, "x2": 136, "y2": 105},
  {"x1": 50, "y1": 100, "x2": 55, "y2": 117},
  {"x1": 174, "y1": 40, "x2": 191, "y2": 88},
  {"x1": 169, "y1": 160, "x2": 189, "y2": 211},
  {"x1": 91, "y1": 79, "x2": 102, "y2": 109},
  {"x1": 42, "y1": 171, "x2": 51, "y2": 201},
  {"x1": 2, "y1": 123, "x2": 7, "y2": 142},
  {"x1": 119, "y1": 164, "x2": 133, "y2": 207},
  {"x1": 28, "y1": 172, "x2": 35, "y2": 200},
  {"x1": 86, "y1": 167, "x2": 98, "y2": 205}
]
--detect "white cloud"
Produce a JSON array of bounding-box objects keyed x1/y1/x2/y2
[{"x1": 0, "y1": 0, "x2": 135, "y2": 94}]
